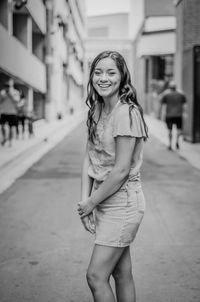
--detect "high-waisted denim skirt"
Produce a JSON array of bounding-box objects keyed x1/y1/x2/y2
[{"x1": 93, "y1": 178, "x2": 146, "y2": 247}]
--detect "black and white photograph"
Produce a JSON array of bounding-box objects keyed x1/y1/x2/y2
[{"x1": 0, "y1": 0, "x2": 200, "y2": 301}]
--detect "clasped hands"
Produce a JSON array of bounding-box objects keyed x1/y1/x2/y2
[{"x1": 77, "y1": 198, "x2": 96, "y2": 234}]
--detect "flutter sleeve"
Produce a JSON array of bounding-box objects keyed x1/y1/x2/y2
[{"x1": 112, "y1": 104, "x2": 147, "y2": 138}]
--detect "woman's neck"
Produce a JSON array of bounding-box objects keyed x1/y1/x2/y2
[{"x1": 103, "y1": 97, "x2": 119, "y2": 114}]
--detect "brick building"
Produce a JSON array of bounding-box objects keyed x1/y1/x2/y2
[
  {"x1": 129, "y1": 0, "x2": 175, "y2": 115},
  {"x1": 175, "y1": 0, "x2": 200, "y2": 142}
]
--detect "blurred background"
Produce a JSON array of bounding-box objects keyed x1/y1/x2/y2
[
  {"x1": 0, "y1": 0, "x2": 199, "y2": 142},
  {"x1": 0, "y1": 2, "x2": 200, "y2": 302}
]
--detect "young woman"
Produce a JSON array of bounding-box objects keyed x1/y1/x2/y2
[{"x1": 77, "y1": 50, "x2": 148, "y2": 302}]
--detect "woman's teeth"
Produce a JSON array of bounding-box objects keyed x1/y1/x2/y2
[{"x1": 99, "y1": 84, "x2": 110, "y2": 88}]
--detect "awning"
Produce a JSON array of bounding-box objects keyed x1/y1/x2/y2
[
  {"x1": 137, "y1": 31, "x2": 176, "y2": 57},
  {"x1": 144, "y1": 16, "x2": 176, "y2": 32}
]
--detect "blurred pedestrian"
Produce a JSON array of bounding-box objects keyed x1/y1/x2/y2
[
  {"x1": 0, "y1": 79, "x2": 20, "y2": 146},
  {"x1": 26, "y1": 109, "x2": 35, "y2": 138},
  {"x1": 17, "y1": 90, "x2": 26, "y2": 138},
  {"x1": 159, "y1": 80, "x2": 187, "y2": 150},
  {"x1": 77, "y1": 51, "x2": 148, "y2": 302}
]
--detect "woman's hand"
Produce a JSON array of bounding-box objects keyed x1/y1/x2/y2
[
  {"x1": 77, "y1": 198, "x2": 95, "y2": 218},
  {"x1": 80, "y1": 213, "x2": 95, "y2": 234}
]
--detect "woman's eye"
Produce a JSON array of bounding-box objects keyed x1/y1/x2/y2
[
  {"x1": 108, "y1": 72, "x2": 115, "y2": 76},
  {"x1": 94, "y1": 71, "x2": 101, "y2": 76}
]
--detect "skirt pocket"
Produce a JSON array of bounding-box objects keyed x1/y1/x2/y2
[{"x1": 119, "y1": 186, "x2": 145, "y2": 245}]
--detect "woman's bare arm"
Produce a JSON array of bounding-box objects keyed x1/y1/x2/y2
[
  {"x1": 81, "y1": 144, "x2": 94, "y2": 200},
  {"x1": 79, "y1": 144, "x2": 95, "y2": 232},
  {"x1": 78, "y1": 136, "x2": 136, "y2": 217}
]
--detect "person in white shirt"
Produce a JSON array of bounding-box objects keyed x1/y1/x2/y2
[{"x1": 0, "y1": 79, "x2": 20, "y2": 146}]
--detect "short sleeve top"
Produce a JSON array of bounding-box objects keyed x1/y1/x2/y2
[
  {"x1": 161, "y1": 91, "x2": 186, "y2": 117},
  {"x1": 87, "y1": 102, "x2": 147, "y2": 181}
]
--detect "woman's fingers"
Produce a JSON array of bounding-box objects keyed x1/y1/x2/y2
[
  {"x1": 89, "y1": 213, "x2": 95, "y2": 225},
  {"x1": 80, "y1": 212, "x2": 87, "y2": 218},
  {"x1": 81, "y1": 217, "x2": 94, "y2": 234},
  {"x1": 89, "y1": 213, "x2": 95, "y2": 233},
  {"x1": 77, "y1": 208, "x2": 83, "y2": 215}
]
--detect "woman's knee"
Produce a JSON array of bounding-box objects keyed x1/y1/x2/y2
[
  {"x1": 86, "y1": 268, "x2": 106, "y2": 289},
  {"x1": 112, "y1": 266, "x2": 133, "y2": 283}
]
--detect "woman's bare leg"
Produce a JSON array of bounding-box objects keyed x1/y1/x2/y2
[
  {"x1": 112, "y1": 246, "x2": 136, "y2": 302},
  {"x1": 86, "y1": 244, "x2": 125, "y2": 302}
]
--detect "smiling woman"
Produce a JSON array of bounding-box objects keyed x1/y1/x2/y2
[{"x1": 77, "y1": 50, "x2": 148, "y2": 302}]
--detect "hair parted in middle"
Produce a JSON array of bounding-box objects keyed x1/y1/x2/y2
[{"x1": 86, "y1": 50, "x2": 148, "y2": 143}]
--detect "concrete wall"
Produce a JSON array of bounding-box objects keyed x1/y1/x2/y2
[
  {"x1": 87, "y1": 13, "x2": 129, "y2": 39},
  {"x1": 26, "y1": 0, "x2": 46, "y2": 34},
  {"x1": 0, "y1": 24, "x2": 46, "y2": 92},
  {"x1": 0, "y1": 0, "x2": 8, "y2": 30},
  {"x1": 85, "y1": 12, "x2": 134, "y2": 103},
  {"x1": 129, "y1": 0, "x2": 144, "y2": 40},
  {"x1": 52, "y1": 0, "x2": 86, "y2": 116}
]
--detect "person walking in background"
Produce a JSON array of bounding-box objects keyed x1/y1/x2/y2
[
  {"x1": 17, "y1": 90, "x2": 26, "y2": 139},
  {"x1": 26, "y1": 109, "x2": 35, "y2": 138},
  {"x1": 0, "y1": 79, "x2": 20, "y2": 146},
  {"x1": 159, "y1": 80, "x2": 187, "y2": 151},
  {"x1": 77, "y1": 51, "x2": 148, "y2": 302}
]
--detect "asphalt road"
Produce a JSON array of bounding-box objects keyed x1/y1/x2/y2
[{"x1": 0, "y1": 122, "x2": 200, "y2": 302}]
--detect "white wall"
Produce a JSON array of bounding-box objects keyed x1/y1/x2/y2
[
  {"x1": 0, "y1": 24, "x2": 46, "y2": 92},
  {"x1": 129, "y1": 0, "x2": 144, "y2": 40},
  {"x1": 87, "y1": 13, "x2": 129, "y2": 39},
  {"x1": 85, "y1": 13, "x2": 133, "y2": 89},
  {"x1": 26, "y1": 0, "x2": 46, "y2": 34}
]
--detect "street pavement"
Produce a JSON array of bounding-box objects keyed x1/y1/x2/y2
[
  {"x1": 0, "y1": 111, "x2": 85, "y2": 194},
  {"x1": 0, "y1": 122, "x2": 200, "y2": 302}
]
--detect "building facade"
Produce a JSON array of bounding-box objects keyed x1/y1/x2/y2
[
  {"x1": 175, "y1": 0, "x2": 200, "y2": 142},
  {"x1": 85, "y1": 13, "x2": 133, "y2": 86},
  {"x1": 0, "y1": 0, "x2": 46, "y2": 120},
  {"x1": 0, "y1": 0, "x2": 86, "y2": 121},
  {"x1": 130, "y1": 0, "x2": 175, "y2": 115},
  {"x1": 49, "y1": 0, "x2": 86, "y2": 119}
]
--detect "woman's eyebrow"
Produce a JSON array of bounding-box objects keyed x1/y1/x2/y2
[{"x1": 94, "y1": 68, "x2": 116, "y2": 71}]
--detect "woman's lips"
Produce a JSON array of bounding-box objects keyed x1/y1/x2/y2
[{"x1": 98, "y1": 84, "x2": 111, "y2": 88}]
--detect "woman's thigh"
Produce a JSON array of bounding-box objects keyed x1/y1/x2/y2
[
  {"x1": 87, "y1": 244, "x2": 125, "y2": 279},
  {"x1": 112, "y1": 246, "x2": 132, "y2": 278}
]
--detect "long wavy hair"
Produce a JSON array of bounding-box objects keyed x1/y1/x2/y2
[{"x1": 86, "y1": 50, "x2": 148, "y2": 143}]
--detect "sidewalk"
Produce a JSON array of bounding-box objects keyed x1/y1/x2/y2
[
  {"x1": 145, "y1": 115, "x2": 200, "y2": 170},
  {"x1": 0, "y1": 111, "x2": 85, "y2": 194}
]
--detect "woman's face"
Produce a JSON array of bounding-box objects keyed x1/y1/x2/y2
[{"x1": 92, "y1": 57, "x2": 121, "y2": 99}]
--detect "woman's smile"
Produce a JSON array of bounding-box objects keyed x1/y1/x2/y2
[{"x1": 98, "y1": 84, "x2": 111, "y2": 88}]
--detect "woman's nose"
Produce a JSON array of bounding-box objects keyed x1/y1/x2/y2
[{"x1": 99, "y1": 73, "x2": 108, "y2": 82}]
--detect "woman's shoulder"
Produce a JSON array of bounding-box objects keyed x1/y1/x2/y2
[{"x1": 115, "y1": 102, "x2": 140, "y2": 117}]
